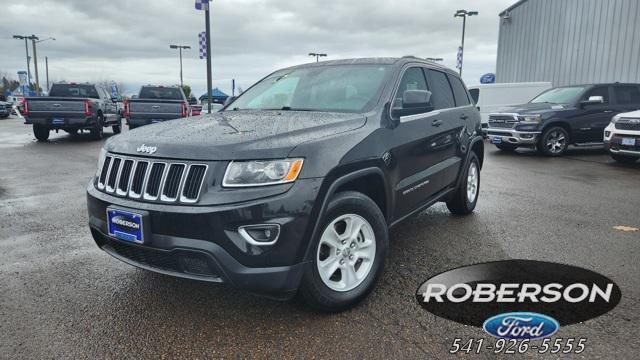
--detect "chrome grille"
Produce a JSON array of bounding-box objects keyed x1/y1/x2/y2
[
  {"x1": 615, "y1": 118, "x2": 640, "y2": 131},
  {"x1": 97, "y1": 155, "x2": 207, "y2": 203},
  {"x1": 489, "y1": 114, "x2": 519, "y2": 129}
]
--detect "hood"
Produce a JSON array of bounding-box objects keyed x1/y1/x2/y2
[
  {"x1": 106, "y1": 110, "x2": 367, "y2": 160},
  {"x1": 616, "y1": 110, "x2": 640, "y2": 118},
  {"x1": 494, "y1": 102, "x2": 572, "y2": 115}
]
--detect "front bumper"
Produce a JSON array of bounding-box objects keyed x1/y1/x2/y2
[
  {"x1": 604, "y1": 123, "x2": 640, "y2": 157},
  {"x1": 486, "y1": 128, "x2": 541, "y2": 146},
  {"x1": 87, "y1": 178, "x2": 323, "y2": 299}
]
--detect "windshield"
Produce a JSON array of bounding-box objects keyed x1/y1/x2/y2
[
  {"x1": 228, "y1": 65, "x2": 390, "y2": 113},
  {"x1": 49, "y1": 84, "x2": 99, "y2": 99},
  {"x1": 139, "y1": 87, "x2": 184, "y2": 100},
  {"x1": 530, "y1": 86, "x2": 586, "y2": 104}
]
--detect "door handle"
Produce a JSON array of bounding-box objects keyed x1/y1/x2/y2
[
  {"x1": 460, "y1": 114, "x2": 469, "y2": 120},
  {"x1": 432, "y1": 119, "x2": 443, "y2": 127}
]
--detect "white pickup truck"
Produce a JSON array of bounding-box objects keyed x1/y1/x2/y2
[{"x1": 604, "y1": 110, "x2": 640, "y2": 163}]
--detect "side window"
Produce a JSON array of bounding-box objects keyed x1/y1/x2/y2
[
  {"x1": 448, "y1": 74, "x2": 471, "y2": 106},
  {"x1": 613, "y1": 86, "x2": 640, "y2": 105},
  {"x1": 426, "y1": 69, "x2": 455, "y2": 110},
  {"x1": 582, "y1": 86, "x2": 610, "y2": 104},
  {"x1": 395, "y1": 67, "x2": 428, "y2": 107}
]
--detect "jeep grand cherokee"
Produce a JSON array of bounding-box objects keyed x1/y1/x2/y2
[{"x1": 87, "y1": 57, "x2": 484, "y2": 311}]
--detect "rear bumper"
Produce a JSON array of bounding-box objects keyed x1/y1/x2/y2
[
  {"x1": 25, "y1": 116, "x2": 94, "y2": 128},
  {"x1": 486, "y1": 128, "x2": 541, "y2": 146},
  {"x1": 127, "y1": 116, "x2": 181, "y2": 127}
]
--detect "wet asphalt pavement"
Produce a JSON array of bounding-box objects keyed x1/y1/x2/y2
[{"x1": 1, "y1": 115, "x2": 639, "y2": 359}]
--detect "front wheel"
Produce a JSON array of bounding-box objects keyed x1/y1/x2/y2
[
  {"x1": 33, "y1": 124, "x2": 50, "y2": 142},
  {"x1": 538, "y1": 126, "x2": 569, "y2": 156},
  {"x1": 446, "y1": 153, "x2": 480, "y2": 215},
  {"x1": 611, "y1": 154, "x2": 638, "y2": 164},
  {"x1": 299, "y1": 191, "x2": 388, "y2": 312}
]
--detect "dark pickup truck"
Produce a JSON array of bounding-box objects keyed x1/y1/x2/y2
[
  {"x1": 24, "y1": 83, "x2": 122, "y2": 141},
  {"x1": 125, "y1": 86, "x2": 189, "y2": 129},
  {"x1": 87, "y1": 57, "x2": 483, "y2": 311}
]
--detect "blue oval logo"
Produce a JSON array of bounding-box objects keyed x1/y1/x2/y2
[{"x1": 483, "y1": 312, "x2": 559, "y2": 340}]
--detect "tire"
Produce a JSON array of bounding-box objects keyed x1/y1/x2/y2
[
  {"x1": 538, "y1": 126, "x2": 569, "y2": 156},
  {"x1": 129, "y1": 124, "x2": 137, "y2": 130},
  {"x1": 299, "y1": 191, "x2": 388, "y2": 312},
  {"x1": 495, "y1": 144, "x2": 517, "y2": 152},
  {"x1": 113, "y1": 125, "x2": 122, "y2": 134},
  {"x1": 33, "y1": 124, "x2": 50, "y2": 142},
  {"x1": 90, "y1": 116, "x2": 104, "y2": 140},
  {"x1": 446, "y1": 153, "x2": 480, "y2": 215},
  {"x1": 611, "y1": 154, "x2": 638, "y2": 164}
]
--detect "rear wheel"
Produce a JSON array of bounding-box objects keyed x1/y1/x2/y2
[
  {"x1": 300, "y1": 191, "x2": 388, "y2": 312},
  {"x1": 90, "y1": 116, "x2": 104, "y2": 140},
  {"x1": 446, "y1": 153, "x2": 480, "y2": 215},
  {"x1": 538, "y1": 126, "x2": 569, "y2": 156},
  {"x1": 113, "y1": 125, "x2": 121, "y2": 134},
  {"x1": 495, "y1": 144, "x2": 518, "y2": 152},
  {"x1": 33, "y1": 124, "x2": 50, "y2": 142},
  {"x1": 611, "y1": 154, "x2": 638, "y2": 164}
]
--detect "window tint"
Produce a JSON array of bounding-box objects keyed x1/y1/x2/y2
[
  {"x1": 614, "y1": 86, "x2": 640, "y2": 105},
  {"x1": 448, "y1": 74, "x2": 471, "y2": 106},
  {"x1": 139, "y1": 87, "x2": 184, "y2": 100},
  {"x1": 468, "y1": 88, "x2": 479, "y2": 104},
  {"x1": 395, "y1": 67, "x2": 428, "y2": 107},
  {"x1": 582, "y1": 86, "x2": 610, "y2": 104},
  {"x1": 426, "y1": 70, "x2": 455, "y2": 109},
  {"x1": 49, "y1": 84, "x2": 99, "y2": 99}
]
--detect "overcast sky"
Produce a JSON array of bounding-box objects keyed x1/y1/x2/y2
[{"x1": 0, "y1": 0, "x2": 514, "y2": 96}]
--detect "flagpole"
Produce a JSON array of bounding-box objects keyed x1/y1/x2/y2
[{"x1": 205, "y1": 3, "x2": 213, "y2": 113}]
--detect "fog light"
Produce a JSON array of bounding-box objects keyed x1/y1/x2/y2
[
  {"x1": 520, "y1": 134, "x2": 534, "y2": 139},
  {"x1": 238, "y1": 224, "x2": 280, "y2": 246},
  {"x1": 605, "y1": 131, "x2": 611, "y2": 137}
]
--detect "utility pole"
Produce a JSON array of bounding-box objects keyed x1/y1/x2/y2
[
  {"x1": 169, "y1": 44, "x2": 191, "y2": 88},
  {"x1": 13, "y1": 35, "x2": 32, "y2": 89},
  {"x1": 30, "y1": 36, "x2": 40, "y2": 95},
  {"x1": 309, "y1": 52, "x2": 327, "y2": 62},
  {"x1": 454, "y1": 10, "x2": 478, "y2": 76},
  {"x1": 45, "y1": 57, "x2": 50, "y2": 92},
  {"x1": 205, "y1": 4, "x2": 213, "y2": 112}
]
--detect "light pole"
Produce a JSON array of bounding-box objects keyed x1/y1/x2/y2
[
  {"x1": 45, "y1": 57, "x2": 50, "y2": 92},
  {"x1": 309, "y1": 52, "x2": 327, "y2": 62},
  {"x1": 169, "y1": 44, "x2": 191, "y2": 88},
  {"x1": 32, "y1": 37, "x2": 55, "y2": 95},
  {"x1": 13, "y1": 35, "x2": 35, "y2": 90},
  {"x1": 454, "y1": 9, "x2": 478, "y2": 76}
]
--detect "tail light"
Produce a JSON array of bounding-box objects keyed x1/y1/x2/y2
[
  {"x1": 84, "y1": 100, "x2": 92, "y2": 117},
  {"x1": 123, "y1": 100, "x2": 130, "y2": 118},
  {"x1": 181, "y1": 101, "x2": 188, "y2": 118},
  {"x1": 22, "y1": 99, "x2": 29, "y2": 116}
]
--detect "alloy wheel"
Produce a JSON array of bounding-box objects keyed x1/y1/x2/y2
[
  {"x1": 545, "y1": 130, "x2": 566, "y2": 154},
  {"x1": 467, "y1": 162, "x2": 479, "y2": 203}
]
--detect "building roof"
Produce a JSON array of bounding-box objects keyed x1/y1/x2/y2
[{"x1": 500, "y1": 0, "x2": 529, "y2": 16}]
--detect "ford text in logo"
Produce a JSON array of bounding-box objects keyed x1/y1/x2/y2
[
  {"x1": 483, "y1": 312, "x2": 559, "y2": 340},
  {"x1": 136, "y1": 144, "x2": 157, "y2": 155},
  {"x1": 415, "y1": 260, "x2": 621, "y2": 327}
]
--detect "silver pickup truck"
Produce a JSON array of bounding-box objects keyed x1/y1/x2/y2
[
  {"x1": 24, "y1": 83, "x2": 121, "y2": 141},
  {"x1": 125, "y1": 86, "x2": 189, "y2": 129}
]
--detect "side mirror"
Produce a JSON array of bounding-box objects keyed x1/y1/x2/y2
[
  {"x1": 580, "y1": 95, "x2": 604, "y2": 106},
  {"x1": 390, "y1": 90, "x2": 434, "y2": 120},
  {"x1": 224, "y1": 96, "x2": 237, "y2": 107}
]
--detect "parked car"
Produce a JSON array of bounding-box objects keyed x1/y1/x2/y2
[
  {"x1": 125, "y1": 85, "x2": 189, "y2": 129},
  {"x1": 0, "y1": 100, "x2": 12, "y2": 118},
  {"x1": 486, "y1": 83, "x2": 640, "y2": 156},
  {"x1": 87, "y1": 57, "x2": 484, "y2": 311},
  {"x1": 468, "y1": 82, "x2": 552, "y2": 133},
  {"x1": 604, "y1": 110, "x2": 640, "y2": 163},
  {"x1": 23, "y1": 83, "x2": 121, "y2": 141}
]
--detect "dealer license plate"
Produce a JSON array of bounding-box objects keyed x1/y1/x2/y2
[{"x1": 107, "y1": 209, "x2": 144, "y2": 244}]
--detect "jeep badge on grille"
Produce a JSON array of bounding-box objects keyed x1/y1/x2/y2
[{"x1": 136, "y1": 144, "x2": 158, "y2": 155}]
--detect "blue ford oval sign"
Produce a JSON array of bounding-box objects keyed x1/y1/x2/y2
[{"x1": 483, "y1": 312, "x2": 559, "y2": 340}]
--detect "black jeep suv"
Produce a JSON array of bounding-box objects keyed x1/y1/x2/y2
[
  {"x1": 487, "y1": 83, "x2": 640, "y2": 156},
  {"x1": 87, "y1": 57, "x2": 484, "y2": 311}
]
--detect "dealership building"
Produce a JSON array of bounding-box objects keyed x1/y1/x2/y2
[{"x1": 495, "y1": 0, "x2": 640, "y2": 86}]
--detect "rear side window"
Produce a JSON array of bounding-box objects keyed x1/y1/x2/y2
[
  {"x1": 395, "y1": 67, "x2": 428, "y2": 107},
  {"x1": 613, "y1": 86, "x2": 640, "y2": 105},
  {"x1": 468, "y1": 88, "x2": 479, "y2": 104},
  {"x1": 426, "y1": 69, "x2": 455, "y2": 109},
  {"x1": 448, "y1": 74, "x2": 471, "y2": 106},
  {"x1": 582, "y1": 86, "x2": 610, "y2": 104},
  {"x1": 49, "y1": 84, "x2": 99, "y2": 99},
  {"x1": 139, "y1": 87, "x2": 184, "y2": 100}
]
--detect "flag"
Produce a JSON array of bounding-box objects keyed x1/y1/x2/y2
[
  {"x1": 456, "y1": 46, "x2": 463, "y2": 70},
  {"x1": 198, "y1": 32, "x2": 207, "y2": 59},
  {"x1": 195, "y1": 0, "x2": 209, "y2": 11}
]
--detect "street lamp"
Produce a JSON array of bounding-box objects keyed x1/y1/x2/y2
[
  {"x1": 34, "y1": 37, "x2": 55, "y2": 94},
  {"x1": 13, "y1": 35, "x2": 37, "y2": 90},
  {"x1": 170, "y1": 44, "x2": 191, "y2": 88},
  {"x1": 309, "y1": 52, "x2": 327, "y2": 62},
  {"x1": 454, "y1": 9, "x2": 478, "y2": 76},
  {"x1": 13, "y1": 35, "x2": 55, "y2": 95}
]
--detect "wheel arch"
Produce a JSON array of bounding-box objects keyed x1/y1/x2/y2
[{"x1": 541, "y1": 121, "x2": 572, "y2": 142}]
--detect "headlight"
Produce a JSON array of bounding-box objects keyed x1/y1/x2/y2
[
  {"x1": 518, "y1": 114, "x2": 542, "y2": 123},
  {"x1": 223, "y1": 158, "x2": 304, "y2": 187},
  {"x1": 96, "y1": 148, "x2": 107, "y2": 177}
]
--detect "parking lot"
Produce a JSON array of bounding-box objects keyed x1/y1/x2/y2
[{"x1": 1, "y1": 114, "x2": 639, "y2": 358}]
